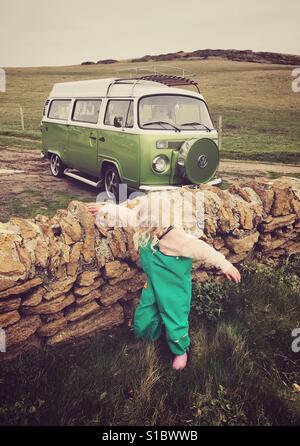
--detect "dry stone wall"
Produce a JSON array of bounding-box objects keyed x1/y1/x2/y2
[{"x1": 0, "y1": 177, "x2": 299, "y2": 359}]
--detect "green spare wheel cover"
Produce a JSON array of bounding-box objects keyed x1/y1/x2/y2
[{"x1": 178, "y1": 138, "x2": 219, "y2": 184}]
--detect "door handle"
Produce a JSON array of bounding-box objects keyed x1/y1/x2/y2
[
  {"x1": 89, "y1": 136, "x2": 97, "y2": 141},
  {"x1": 98, "y1": 136, "x2": 105, "y2": 142}
]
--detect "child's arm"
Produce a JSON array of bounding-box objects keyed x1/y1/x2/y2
[
  {"x1": 86, "y1": 202, "x2": 138, "y2": 227},
  {"x1": 159, "y1": 228, "x2": 241, "y2": 283}
]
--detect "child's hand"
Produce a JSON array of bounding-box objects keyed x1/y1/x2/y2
[
  {"x1": 85, "y1": 202, "x2": 103, "y2": 216},
  {"x1": 225, "y1": 265, "x2": 241, "y2": 283}
]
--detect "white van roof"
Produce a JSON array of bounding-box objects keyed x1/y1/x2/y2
[{"x1": 49, "y1": 77, "x2": 203, "y2": 100}]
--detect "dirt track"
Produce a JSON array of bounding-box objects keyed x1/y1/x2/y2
[
  {"x1": 0, "y1": 147, "x2": 95, "y2": 199},
  {"x1": 0, "y1": 147, "x2": 299, "y2": 220},
  {"x1": 219, "y1": 159, "x2": 300, "y2": 178},
  {"x1": 0, "y1": 147, "x2": 97, "y2": 221}
]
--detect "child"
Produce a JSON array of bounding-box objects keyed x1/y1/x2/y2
[{"x1": 86, "y1": 191, "x2": 241, "y2": 371}]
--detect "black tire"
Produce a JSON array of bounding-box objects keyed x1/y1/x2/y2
[
  {"x1": 104, "y1": 165, "x2": 121, "y2": 202},
  {"x1": 50, "y1": 153, "x2": 65, "y2": 178}
]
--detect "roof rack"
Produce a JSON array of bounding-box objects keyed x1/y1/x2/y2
[
  {"x1": 122, "y1": 75, "x2": 200, "y2": 93},
  {"x1": 106, "y1": 75, "x2": 200, "y2": 96}
]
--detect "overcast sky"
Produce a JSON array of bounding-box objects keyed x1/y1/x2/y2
[{"x1": 0, "y1": 0, "x2": 299, "y2": 67}]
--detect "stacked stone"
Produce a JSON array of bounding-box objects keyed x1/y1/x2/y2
[
  {"x1": 0, "y1": 201, "x2": 146, "y2": 357},
  {"x1": 0, "y1": 176, "x2": 299, "y2": 358}
]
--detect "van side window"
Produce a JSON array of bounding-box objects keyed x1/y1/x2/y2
[
  {"x1": 126, "y1": 101, "x2": 134, "y2": 127},
  {"x1": 104, "y1": 100, "x2": 134, "y2": 128},
  {"x1": 48, "y1": 100, "x2": 71, "y2": 120},
  {"x1": 72, "y1": 99, "x2": 102, "y2": 124}
]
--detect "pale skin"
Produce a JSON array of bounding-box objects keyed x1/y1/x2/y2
[
  {"x1": 86, "y1": 202, "x2": 104, "y2": 215},
  {"x1": 86, "y1": 201, "x2": 241, "y2": 370}
]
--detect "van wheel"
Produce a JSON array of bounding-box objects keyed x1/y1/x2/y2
[
  {"x1": 104, "y1": 166, "x2": 120, "y2": 201},
  {"x1": 50, "y1": 154, "x2": 65, "y2": 178}
]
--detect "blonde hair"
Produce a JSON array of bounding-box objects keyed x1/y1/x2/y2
[{"x1": 129, "y1": 188, "x2": 204, "y2": 252}]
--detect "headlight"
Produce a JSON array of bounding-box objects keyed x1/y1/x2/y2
[
  {"x1": 156, "y1": 140, "x2": 168, "y2": 149},
  {"x1": 152, "y1": 155, "x2": 169, "y2": 173}
]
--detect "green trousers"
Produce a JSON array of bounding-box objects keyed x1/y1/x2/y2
[{"x1": 133, "y1": 241, "x2": 192, "y2": 355}]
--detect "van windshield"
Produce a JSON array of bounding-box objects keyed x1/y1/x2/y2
[{"x1": 139, "y1": 95, "x2": 213, "y2": 131}]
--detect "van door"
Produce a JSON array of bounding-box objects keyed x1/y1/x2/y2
[
  {"x1": 67, "y1": 99, "x2": 102, "y2": 176},
  {"x1": 43, "y1": 99, "x2": 71, "y2": 163},
  {"x1": 99, "y1": 100, "x2": 140, "y2": 188}
]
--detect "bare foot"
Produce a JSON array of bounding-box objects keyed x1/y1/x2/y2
[{"x1": 172, "y1": 352, "x2": 188, "y2": 370}]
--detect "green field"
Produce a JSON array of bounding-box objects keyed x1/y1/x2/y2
[{"x1": 0, "y1": 58, "x2": 300, "y2": 162}]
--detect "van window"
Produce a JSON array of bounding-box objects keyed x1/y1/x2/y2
[
  {"x1": 48, "y1": 100, "x2": 71, "y2": 120},
  {"x1": 104, "y1": 100, "x2": 133, "y2": 128},
  {"x1": 139, "y1": 95, "x2": 213, "y2": 131},
  {"x1": 126, "y1": 102, "x2": 134, "y2": 127},
  {"x1": 72, "y1": 99, "x2": 102, "y2": 124}
]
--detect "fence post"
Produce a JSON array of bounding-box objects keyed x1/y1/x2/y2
[
  {"x1": 218, "y1": 115, "x2": 222, "y2": 151},
  {"x1": 20, "y1": 106, "x2": 25, "y2": 130}
]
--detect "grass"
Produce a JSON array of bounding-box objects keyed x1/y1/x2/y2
[
  {"x1": 0, "y1": 189, "x2": 96, "y2": 222},
  {"x1": 0, "y1": 255, "x2": 299, "y2": 426},
  {"x1": 268, "y1": 172, "x2": 300, "y2": 180},
  {"x1": 0, "y1": 130, "x2": 42, "y2": 150},
  {"x1": 0, "y1": 59, "x2": 300, "y2": 162}
]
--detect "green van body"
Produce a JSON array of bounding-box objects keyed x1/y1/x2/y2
[{"x1": 41, "y1": 78, "x2": 220, "y2": 194}]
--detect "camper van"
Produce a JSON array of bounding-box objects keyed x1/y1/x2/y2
[{"x1": 41, "y1": 76, "x2": 220, "y2": 199}]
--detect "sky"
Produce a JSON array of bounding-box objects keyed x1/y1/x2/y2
[{"x1": 0, "y1": 0, "x2": 299, "y2": 67}]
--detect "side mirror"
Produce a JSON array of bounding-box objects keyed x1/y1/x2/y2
[{"x1": 114, "y1": 116, "x2": 123, "y2": 128}]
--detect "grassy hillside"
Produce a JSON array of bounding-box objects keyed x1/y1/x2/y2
[{"x1": 0, "y1": 59, "x2": 300, "y2": 162}]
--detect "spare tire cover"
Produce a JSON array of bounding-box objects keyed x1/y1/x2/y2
[{"x1": 178, "y1": 138, "x2": 219, "y2": 184}]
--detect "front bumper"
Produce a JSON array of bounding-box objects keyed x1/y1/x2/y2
[
  {"x1": 139, "y1": 177, "x2": 222, "y2": 191},
  {"x1": 139, "y1": 185, "x2": 181, "y2": 191},
  {"x1": 206, "y1": 177, "x2": 222, "y2": 186},
  {"x1": 40, "y1": 151, "x2": 46, "y2": 160}
]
